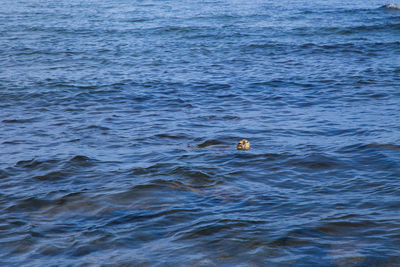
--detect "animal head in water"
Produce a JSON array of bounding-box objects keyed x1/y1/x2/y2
[{"x1": 237, "y1": 139, "x2": 250, "y2": 150}]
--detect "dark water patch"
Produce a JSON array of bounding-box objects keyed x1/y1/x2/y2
[
  {"x1": 33, "y1": 171, "x2": 70, "y2": 182},
  {"x1": 196, "y1": 115, "x2": 241, "y2": 121},
  {"x1": 168, "y1": 166, "x2": 215, "y2": 185},
  {"x1": 314, "y1": 220, "x2": 380, "y2": 236},
  {"x1": 222, "y1": 115, "x2": 241, "y2": 121},
  {"x1": 129, "y1": 164, "x2": 173, "y2": 176},
  {"x1": 15, "y1": 158, "x2": 60, "y2": 170},
  {"x1": 105, "y1": 184, "x2": 171, "y2": 205},
  {"x1": 222, "y1": 152, "x2": 294, "y2": 169},
  {"x1": 124, "y1": 18, "x2": 148, "y2": 23},
  {"x1": 6, "y1": 197, "x2": 52, "y2": 212},
  {"x1": 177, "y1": 219, "x2": 261, "y2": 241},
  {"x1": 39, "y1": 192, "x2": 106, "y2": 219},
  {"x1": 170, "y1": 180, "x2": 222, "y2": 192},
  {"x1": 192, "y1": 82, "x2": 232, "y2": 92},
  {"x1": 269, "y1": 232, "x2": 317, "y2": 248},
  {"x1": 286, "y1": 153, "x2": 347, "y2": 171},
  {"x1": 2, "y1": 118, "x2": 39, "y2": 124},
  {"x1": 86, "y1": 125, "x2": 110, "y2": 131},
  {"x1": 53, "y1": 192, "x2": 85, "y2": 206},
  {"x1": 368, "y1": 93, "x2": 388, "y2": 99},
  {"x1": 15, "y1": 155, "x2": 97, "y2": 171},
  {"x1": 365, "y1": 143, "x2": 400, "y2": 151},
  {"x1": 13, "y1": 156, "x2": 98, "y2": 178},
  {"x1": 0, "y1": 169, "x2": 11, "y2": 179},
  {"x1": 66, "y1": 155, "x2": 97, "y2": 168},
  {"x1": 104, "y1": 207, "x2": 197, "y2": 228}
]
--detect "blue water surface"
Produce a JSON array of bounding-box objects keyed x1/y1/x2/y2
[{"x1": 1, "y1": 0, "x2": 400, "y2": 265}]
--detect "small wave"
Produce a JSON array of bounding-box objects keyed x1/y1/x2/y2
[
  {"x1": 169, "y1": 166, "x2": 212, "y2": 180},
  {"x1": 33, "y1": 171, "x2": 68, "y2": 181},
  {"x1": 382, "y1": 4, "x2": 400, "y2": 10},
  {"x1": 68, "y1": 155, "x2": 92, "y2": 162},
  {"x1": 66, "y1": 155, "x2": 98, "y2": 168},
  {"x1": 15, "y1": 158, "x2": 60, "y2": 171},
  {"x1": 286, "y1": 153, "x2": 346, "y2": 171},
  {"x1": 16, "y1": 156, "x2": 96, "y2": 171}
]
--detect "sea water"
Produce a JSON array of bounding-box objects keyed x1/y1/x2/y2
[{"x1": 1, "y1": 0, "x2": 400, "y2": 265}]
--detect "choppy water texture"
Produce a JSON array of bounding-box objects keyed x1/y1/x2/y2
[{"x1": 1, "y1": 0, "x2": 400, "y2": 265}]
